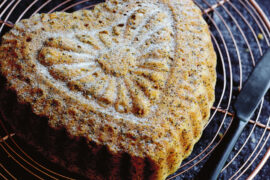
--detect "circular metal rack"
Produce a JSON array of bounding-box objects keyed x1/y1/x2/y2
[{"x1": 0, "y1": 0, "x2": 269, "y2": 179}]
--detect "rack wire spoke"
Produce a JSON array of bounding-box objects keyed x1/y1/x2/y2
[{"x1": 0, "y1": 163, "x2": 16, "y2": 180}]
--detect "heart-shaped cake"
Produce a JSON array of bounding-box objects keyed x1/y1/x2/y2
[{"x1": 0, "y1": 0, "x2": 216, "y2": 179}]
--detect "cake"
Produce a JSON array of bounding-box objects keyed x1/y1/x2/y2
[{"x1": 0, "y1": 0, "x2": 216, "y2": 179}]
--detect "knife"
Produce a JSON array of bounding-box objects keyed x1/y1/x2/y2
[{"x1": 196, "y1": 48, "x2": 270, "y2": 180}]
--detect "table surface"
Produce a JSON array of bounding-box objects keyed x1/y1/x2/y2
[
  {"x1": 255, "y1": 0, "x2": 270, "y2": 178},
  {"x1": 188, "y1": 1, "x2": 270, "y2": 179},
  {"x1": 0, "y1": 0, "x2": 269, "y2": 179},
  {"x1": 227, "y1": 0, "x2": 270, "y2": 179}
]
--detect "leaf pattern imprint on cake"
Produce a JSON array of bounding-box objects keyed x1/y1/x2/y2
[{"x1": 38, "y1": 5, "x2": 175, "y2": 117}]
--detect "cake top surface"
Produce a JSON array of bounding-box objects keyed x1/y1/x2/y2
[{"x1": 0, "y1": 0, "x2": 216, "y2": 178}]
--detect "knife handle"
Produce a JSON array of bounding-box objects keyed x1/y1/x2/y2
[{"x1": 195, "y1": 118, "x2": 247, "y2": 180}]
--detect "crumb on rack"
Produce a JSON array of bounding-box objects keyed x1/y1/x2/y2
[
  {"x1": 258, "y1": 33, "x2": 264, "y2": 40},
  {"x1": 218, "y1": 132, "x2": 223, "y2": 139}
]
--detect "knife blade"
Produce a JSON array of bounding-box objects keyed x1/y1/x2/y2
[
  {"x1": 234, "y1": 48, "x2": 270, "y2": 121},
  {"x1": 196, "y1": 48, "x2": 270, "y2": 180}
]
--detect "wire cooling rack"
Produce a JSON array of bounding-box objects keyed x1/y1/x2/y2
[{"x1": 0, "y1": 0, "x2": 269, "y2": 179}]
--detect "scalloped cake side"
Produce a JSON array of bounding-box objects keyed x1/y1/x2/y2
[{"x1": 0, "y1": 0, "x2": 216, "y2": 179}]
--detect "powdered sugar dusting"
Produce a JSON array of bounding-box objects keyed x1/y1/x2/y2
[{"x1": 32, "y1": 1, "x2": 176, "y2": 122}]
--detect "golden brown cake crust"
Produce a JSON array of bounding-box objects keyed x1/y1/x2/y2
[{"x1": 0, "y1": 0, "x2": 216, "y2": 179}]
